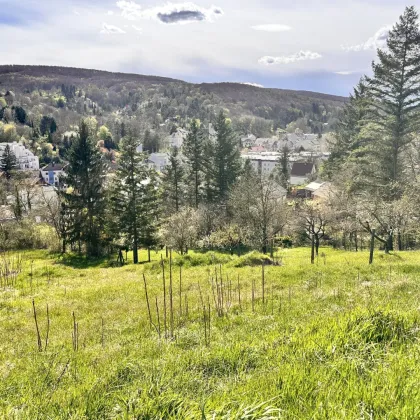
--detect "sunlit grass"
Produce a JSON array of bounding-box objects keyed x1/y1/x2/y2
[{"x1": 1, "y1": 247, "x2": 420, "y2": 418}]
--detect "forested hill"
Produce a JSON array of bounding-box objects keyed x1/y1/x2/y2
[{"x1": 0, "y1": 64, "x2": 347, "y2": 166}]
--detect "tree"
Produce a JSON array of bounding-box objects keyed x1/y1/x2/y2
[
  {"x1": 230, "y1": 168, "x2": 287, "y2": 254},
  {"x1": 183, "y1": 119, "x2": 204, "y2": 208},
  {"x1": 162, "y1": 207, "x2": 199, "y2": 254},
  {"x1": 367, "y1": 6, "x2": 420, "y2": 195},
  {"x1": 13, "y1": 106, "x2": 26, "y2": 124},
  {"x1": 275, "y1": 145, "x2": 291, "y2": 190},
  {"x1": 296, "y1": 200, "x2": 330, "y2": 263},
  {"x1": 162, "y1": 147, "x2": 185, "y2": 213},
  {"x1": 324, "y1": 79, "x2": 371, "y2": 180},
  {"x1": 212, "y1": 111, "x2": 241, "y2": 202},
  {"x1": 110, "y1": 134, "x2": 160, "y2": 264},
  {"x1": 63, "y1": 120, "x2": 107, "y2": 257},
  {"x1": 143, "y1": 130, "x2": 160, "y2": 153},
  {"x1": 0, "y1": 144, "x2": 18, "y2": 179}
]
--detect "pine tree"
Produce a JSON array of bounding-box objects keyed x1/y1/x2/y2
[
  {"x1": 64, "y1": 120, "x2": 107, "y2": 257},
  {"x1": 162, "y1": 147, "x2": 185, "y2": 213},
  {"x1": 367, "y1": 6, "x2": 420, "y2": 193},
  {"x1": 276, "y1": 145, "x2": 291, "y2": 189},
  {"x1": 110, "y1": 134, "x2": 159, "y2": 264},
  {"x1": 324, "y1": 78, "x2": 371, "y2": 179},
  {"x1": 212, "y1": 111, "x2": 241, "y2": 202},
  {"x1": 0, "y1": 144, "x2": 18, "y2": 179},
  {"x1": 183, "y1": 119, "x2": 204, "y2": 208}
]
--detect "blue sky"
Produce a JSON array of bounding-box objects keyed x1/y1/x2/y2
[{"x1": 0, "y1": 0, "x2": 413, "y2": 96}]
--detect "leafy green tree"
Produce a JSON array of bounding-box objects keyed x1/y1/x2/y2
[
  {"x1": 212, "y1": 111, "x2": 241, "y2": 202},
  {"x1": 63, "y1": 120, "x2": 107, "y2": 257},
  {"x1": 162, "y1": 147, "x2": 185, "y2": 213},
  {"x1": 110, "y1": 134, "x2": 160, "y2": 264},
  {"x1": 0, "y1": 144, "x2": 18, "y2": 179},
  {"x1": 183, "y1": 119, "x2": 204, "y2": 208}
]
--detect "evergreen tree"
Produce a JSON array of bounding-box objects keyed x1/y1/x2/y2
[
  {"x1": 183, "y1": 119, "x2": 204, "y2": 208},
  {"x1": 367, "y1": 6, "x2": 420, "y2": 194},
  {"x1": 0, "y1": 144, "x2": 18, "y2": 179},
  {"x1": 212, "y1": 111, "x2": 241, "y2": 202},
  {"x1": 64, "y1": 120, "x2": 107, "y2": 257},
  {"x1": 324, "y1": 78, "x2": 371, "y2": 179},
  {"x1": 162, "y1": 147, "x2": 185, "y2": 213},
  {"x1": 276, "y1": 145, "x2": 291, "y2": 189},
  {"x1": 110, "y1": 134, "x2": 159, "y2": 264}
]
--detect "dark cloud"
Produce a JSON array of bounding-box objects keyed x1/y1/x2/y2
[{"x1": 157, "y1": 10, "x2": 206, "y2": 24}]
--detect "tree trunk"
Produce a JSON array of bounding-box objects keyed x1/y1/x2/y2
[
  {"x1": 369, "y1": 229, "x2": 375, "y2": 264},
  {"x1": 311, "y1": 235, "x2": 315, "y2": 264},
  {"x1": 315, "y1": 235, "x2": 320, "y2": 256},
  {"x1": 133, "y1": 239, "x2": 138, "y2": 264},
  {"x1": 148, "y1": 248, "x2": 151, "y2": 262}
]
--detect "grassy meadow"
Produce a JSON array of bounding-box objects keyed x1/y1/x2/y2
[{"x1": 1, "y1": 247, "x2": 420, "y2": 419}]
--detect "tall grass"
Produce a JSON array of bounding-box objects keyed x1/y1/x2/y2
[{"x1": 1, "y1": 247, "x2": 420, "y2": 418}]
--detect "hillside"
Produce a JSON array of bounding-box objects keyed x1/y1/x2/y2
[
  {"x1": 1, "y1": 248, "x2": 419, "y2": 418},
  {"x1": 0, "y1": 65, "x2": 347, "y2": 166}
]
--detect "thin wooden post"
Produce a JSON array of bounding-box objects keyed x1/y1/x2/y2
[
  {"x1": 32, "y1": 300, "x2": 42, "y2": 352},
  {"x1": 161, "y1": 255, "x2": 167, "y2": 339},
  {"x1": 169, "y1": 250, "x2": 174, "y2": 338}
]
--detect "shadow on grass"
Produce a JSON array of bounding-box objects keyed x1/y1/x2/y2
[{"x1": 56, "y1": 253, "x2": 112, "y2": 269}]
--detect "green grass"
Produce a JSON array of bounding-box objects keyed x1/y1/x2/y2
[{"x1": 1, "y1": 247, "x2": 420, "y2": 419}]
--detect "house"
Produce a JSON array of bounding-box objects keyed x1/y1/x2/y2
[
  {"x1": 147, "y1": 153, "x2": 170, "y2": 172},
  {"x1": 241, "y1": 152, "x2": 280, "y2": 176},
  {"x1": 40, "y1": 163, "x2": 68, "y2": 188},
  {"x1": 290, "y1": 162, "x2": 316, "y2": 185},
  {"x1": 167, "y1": 128, "x2": 188, "y2": 148},
  {"x1": 0, "y1": 142, "x2": 39, "y2": 170},
  {"x1": 241, "y1": 134, "x2": 257, "y2": 148}
]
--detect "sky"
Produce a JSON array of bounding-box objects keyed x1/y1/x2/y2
[{"x1": 0, "y1": 0, "x2": 413, "y2": 96}]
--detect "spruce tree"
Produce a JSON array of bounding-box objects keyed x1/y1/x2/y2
[
  {"x1": 276, "y1": 145, "x2": 291, "y2": 190},
  {"x1": 0, "y1": 144, "x2": 18, "y2": 179},
  {"x1": 110, "y1": 134, "x2": 159, "y2": 264},
  {"x1": 183, "y1": 119, "x2": 204, "y2": 208},
  {"x1": 212, "y1": 111, "x2": 241, "y2": 202},
  {"x1": 324, "y1": 78, "x2": 371, "y2": 179},
  {"x1": 64, "y1": 120, "x2": 107, "y2": 257},
  {"x1": 367, "y1": 6, "x2": 420, "y2": 193},
  {"x1": 162, "y1": 147, "x2": 185, "y2": 213}
]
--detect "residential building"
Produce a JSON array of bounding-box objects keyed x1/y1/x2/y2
[
  {"x1": 167, "y1": 128, "x2": 188, "y2": 148},
  {"x1": 40, "y1": 163, "x2": 68, "y2": 187},
  {"x1": 241, "y1": 152, "x2": 280, "y2": 175},
  {"x1": 290, "y1": 162, "x2": 316, "y2": 185},
  {"x1": 147, "y1": 152, "x2": 170, "y2": 172},
  {"x1": 0, "y1": 142, "x2": 39, "y2": 170}
]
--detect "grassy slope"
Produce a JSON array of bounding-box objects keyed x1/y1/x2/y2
[{"x1": 1, "y1": 248, "x2": 419, "y2": 419}]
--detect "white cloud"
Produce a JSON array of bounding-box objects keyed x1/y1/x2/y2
[
  {"x1": 116, "y1": 1, "x2": 223, "y2": 24},
  {"x1": 342, "y1": 25, "x2": 392, "y2": 52},
  {"x1": 259, "y1": 50, "x2": 322, "y2": 65},
  {"x1": 107, "y1": 11, "x2": 115, "y2": 16},
  {"x1": 100, "y1": 23, "x2": 126, "y2": 34},
  {"x1": 251, "y1": 24, "x2": 291, "y2": 32},
  {"x1": 335, "y1": 70, "x2": 361, "y2": 75},
  {"x1": 132, "y1": 25, "x2": 142, "y2": 32},
  {"x1": 241, "y1": 82, "x2": 264, "y2": 88}
]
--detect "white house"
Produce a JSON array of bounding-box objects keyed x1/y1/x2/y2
[
  {"x1": 147, "y1": 153, "x2": 170, "y2": 173},
  {"x1": 167, "y1": 128, "x2": 188, "y2": 148},
  {"x1": 0, "y1": 142, "x2": 39, "y2": 170},
  {"x1": 40, "y1": 163, "x2": 67, "y2": 187},
  {"x1": 241, "y1": 152, "x2": 280, "y2": 176}
]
